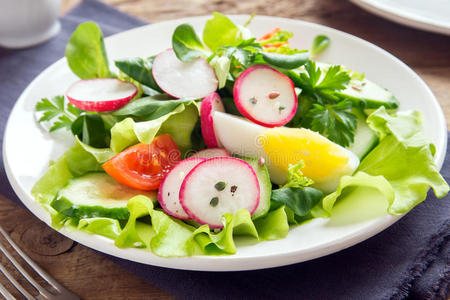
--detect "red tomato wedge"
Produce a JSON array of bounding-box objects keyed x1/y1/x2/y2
[{"x1": 103, "y1": 134, "x2": 180, "y2": 190}]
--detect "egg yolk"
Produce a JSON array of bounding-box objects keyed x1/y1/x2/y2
[{"x1": 261, "y1": 127, "x2": 350, "y2": 180}]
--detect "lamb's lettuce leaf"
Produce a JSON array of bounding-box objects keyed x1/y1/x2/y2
[
  {"x1": 112, "y1": 96, "x2": 189, "y2": 120},
  {"x1": 71, "y1": 114, "x2": 110, "y2": 148},
  {"x1": 65, "y1": 22, "x2": 111, "y2": 79},
  {"x1": 311, "y1": 35, "x2": 330, "y2": 56},
  {"x1": 271, "y1": 187, "x2": 323, "y2": 223},
  {"x1": 114, "y1": 57, "x2": 162, "y2": 92},
  {"x1": 172, "y1": 24, "x2": 209, "y2": 62}
]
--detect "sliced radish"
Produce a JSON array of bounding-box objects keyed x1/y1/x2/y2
[
  {"x1": 180, "y1": 157, "x2": 260, "y2": 228},
  {"x1": 200, "y1": 92, "x2": 225, "y2": 147},
  {"x1": 158, "y1": 157, "x2": 206, "y2": 220},
  {"x1": 152, "y1": 49, "x2": 218, "y2": 99},
  {"x1": 66, "y1": 78, "x2": 137, "y2": 112},
  {"x1": 233, "y1": 65, "x2": 297, "y2": 127},
  {"x1": 190, "y1": 148, "x2": 230, "y2": 159}
]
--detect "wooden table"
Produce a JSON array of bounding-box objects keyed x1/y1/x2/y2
[{"x1": 1, "y1": 0, "x2": 449, "y2": 299}]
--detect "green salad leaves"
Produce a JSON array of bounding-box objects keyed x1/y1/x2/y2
[
  {"x1": 32, "y1": 13, "x2": 448, "y2": 259},
  {"x1": 323, "y1": 108, "x2": 449, "y2": 215},
  {"x1": 65, "y1": 22, "x2": 111, "y2": 79}
]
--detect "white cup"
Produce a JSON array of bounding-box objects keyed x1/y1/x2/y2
[{"x1": 0, "y1": 0, "x2": 61, "y2": 48}]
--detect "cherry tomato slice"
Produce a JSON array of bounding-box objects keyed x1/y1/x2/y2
[{"x1": 103, "y1": 134, "x2": 180, "y2": 190}]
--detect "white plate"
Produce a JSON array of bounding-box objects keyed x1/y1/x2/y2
[
  {"x1": 3, "y1": 15, "x2": 447, "y2": 271},
  {"x1": 350, "y1": 0, "x2": 450, "y2": 36}
]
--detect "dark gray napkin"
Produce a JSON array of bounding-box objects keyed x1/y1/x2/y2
[{"x1": 0, "y1": 1, "x2": 448, "y2": 299}]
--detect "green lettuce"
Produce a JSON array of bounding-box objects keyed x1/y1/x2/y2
[
  {"x1": 110, "y1": 102, "x2": 198, "y2": 153},
  {"x1": 203, "y1": 12, "x2": 243, "y2": 52},
  {"x1": 323, "y1": 107, "x2": 449, "y2": 215},
  {"x1": 31, "y1": 138, "x2": 113, "y2": 203},
  {"x1": 193, "y1": 209, "x2": 258, "y2": 255}
]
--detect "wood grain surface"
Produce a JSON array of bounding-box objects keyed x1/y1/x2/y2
[{"x1": 1, "y1": 0, "x2": 449, "y2": 299}]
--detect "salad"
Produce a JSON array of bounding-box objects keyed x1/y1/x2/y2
[{"x1": 31, "y1": 13, "x2": 449, "y2": 257}]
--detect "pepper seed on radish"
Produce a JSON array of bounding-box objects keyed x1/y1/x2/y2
[
  {"x1": 180, "y1": 157, "x2": 260, "y2": 228},
  {"x1": 233, "y1": 65, "x2": 297, "y2": 127}
]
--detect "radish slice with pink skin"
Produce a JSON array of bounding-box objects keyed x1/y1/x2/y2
[
  {"x1": 190, "y1": 148, "x2": 230, "y2": 159},
  {"x1": 180, "y1": 157, "x2": 260, "y2": 228},
  {"x1": 152, "y1": 49, "x2": 218, "y2": 99},
  {"x1": 200, "y1": 92, "x2": 225, "y2": 147},
  {"x1": 66, "y1": 78, "x2": 137, "y2": 112},
  {"x1": 158, "y1": 157, "x2": 206, "y2": 220},
  {"x1": 233, "y1": 65, "x2": 297, "y2": 127}
]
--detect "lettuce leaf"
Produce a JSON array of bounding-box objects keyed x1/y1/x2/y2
[
  {"x1": 203, "y1": 12, "x2": 243, "y2": 51},
  {"x1": 31, "y1": 138, "x2": 113, "y2": 204},
  {"x1": 323, "y1": 107, "x2": 449, "y2": 215},
  {"x1": 78, "y1": 218, "x2": 122, "y2": 240},
  {"x1": 254, "y1": 205, "x2": 289, "y2": 240},
  {"x1": 193, "y1": 209, "x2": 258, "y2": 255},
  {"x1": 158, "y1": 103, "x2": 199, "y2": 155},
  {"x1": 323, "y1": 171, "x2": 395, "y2": 214},
  {"x1": 110, "y1": 102, "x2": 198, "y2": 154}
]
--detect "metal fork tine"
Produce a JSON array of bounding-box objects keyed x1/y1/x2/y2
[
  {"x1": 0, "y1": 227, "x2": 80, "y2": 300},
  {"x1": 0, "y1": 260, "x2": 34, "y2": 299},
  {"x1": 0, "y1": 227, "x2": 61, "y2": 290},
  {"x1": 0, "y1": 281, "x2": 17, "y2": 300},
  {"x1": 0, "y1": 228, "x2": 55, "y2": 299}
]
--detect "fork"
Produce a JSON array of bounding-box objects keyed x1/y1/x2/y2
[{"x1": 0, "y1": 226, "x2": 80, "y2": 300}]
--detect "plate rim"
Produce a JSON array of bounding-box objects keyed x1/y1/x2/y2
[
  {"x1": 350, "y1": 0, "x2": 450, "y2": 36},
  {"x1": 2, "y1": 14, "x2": 447, "y2": 271}
]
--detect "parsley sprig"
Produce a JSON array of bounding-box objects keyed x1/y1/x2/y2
[
  {"x1": 35, "y1": 95, "x2": 81, "y2": 132},
  {"x1": 289, "y1": 60, "x2": 357, "y2": 147}
]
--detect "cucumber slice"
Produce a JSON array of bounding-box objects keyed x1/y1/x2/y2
[
  {"x1": 240, "y1": 157, "x2": 272, "y2": 220},
  {"x1": 346, "y1": 110, "x2": 378, "y2": 159},
  {"x1": 335, "y1": 79, "x2": 399, "y2": 110},
  {"x1": 51, "y1": 173, "x2": 157, "y2": 219}
]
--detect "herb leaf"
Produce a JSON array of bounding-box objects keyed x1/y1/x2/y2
[
  {"x1": 311, "y1": 35, "x2": 330, "y2": 56},
  {"x1": 172, "y1": 24, "x2": 209, "y2": 62},
  {"x1": 317, "y1": 65, "x2": 351, "y2": 90},
  {"x1": 36, "y1": 96, "x2": 81, "y2": 132},
  {"x1": 71, "y1": 114, "x2": 110, "y2": 148},
  {"x1": 114, "y1": 57, "x2": 162, "y2": 92},
  {"x1": 308, "y1": 100, "x2": 357, "y2": 147},
  {"x1": 65, "y1": 22, "x2": 111, "y2": 79},
  {"x1": 112, "y1": 96, "x2": 192, "y2": 121},
  {"x1": 271, "y1": 187, "x2": 323, "y2": 223}
]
